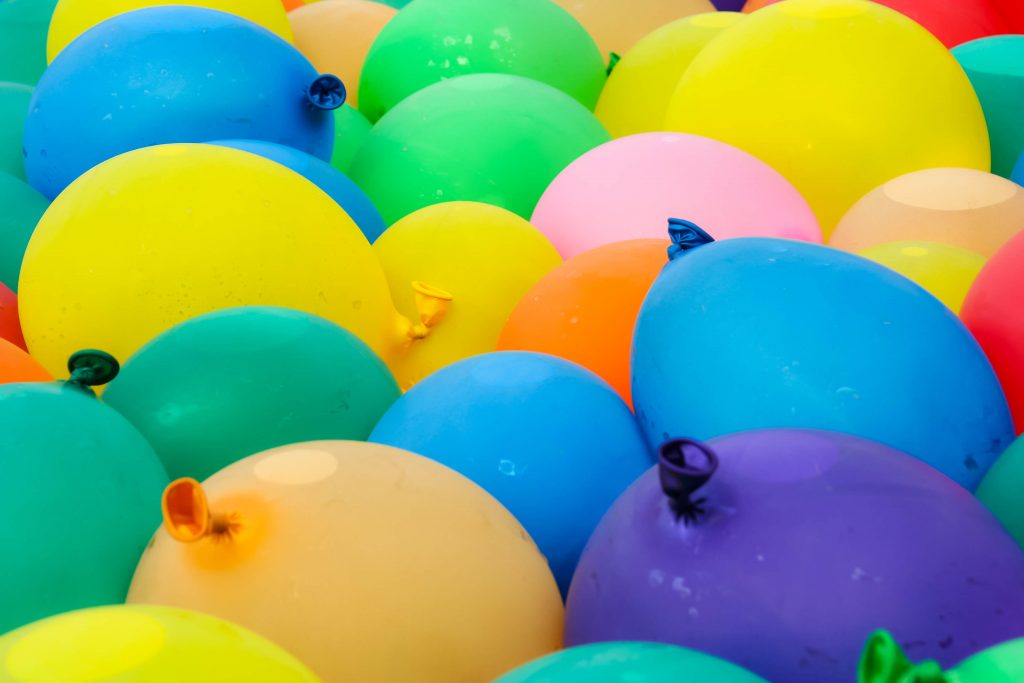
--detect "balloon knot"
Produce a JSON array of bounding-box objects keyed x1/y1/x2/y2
[
  {"x1": 405, "y1": 281, "x2": 453, "y2": 343},
  {"x1": 63, "y1": 350, "x2": 119, "y2": 395},
  {"x1": 307, "y1": 74, "x2": 346, "y2": 110},
  {"x1": 667, "y1": 218, "x2": 715, "y2": 261},
  {"x1": 658, "y1": 438, "x2": 718, "y2": 526},
  {"x1": 607, "y1": 51, "x2": 621, "y2": 76},
  {"x1": 858, "y1": 631, "x2": 951, "y2": 683}
]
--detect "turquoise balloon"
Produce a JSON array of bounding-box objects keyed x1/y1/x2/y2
[
  {"x1": 0, "y1": 0, "x2": 58, "y2": 86},
  {"x1": 0, "y1": 172, "x2": 48, "y2": 291},
  {"x1": 331, "y1": 104, "x2": 372, "y2": 175},
  {"x1": 0, "y1": 381, "x2": 169, "y2": 633},
  {"x1": 0, "y1": 82, "x2": 32, "y2": 179},
  {"x1": 494, "y1": 642, "x2": 770, "y2": 682},
  {"x1": 103, "y1": 306, "x2": 401, "y2": 481},
  {"x1": 977, "y1": 436, "x2": 1024, "y2": 549}
]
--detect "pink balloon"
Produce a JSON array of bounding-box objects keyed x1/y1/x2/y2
[{"x1": 532, "y1": 132, "x2": 822, "y2": 257}]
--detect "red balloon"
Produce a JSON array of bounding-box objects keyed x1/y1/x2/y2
[
  {"x1": 962, "y1": 230, "x2": 1024, "y2": 434},
  {"x1": 992, "y1": 0, "x2": 1024, "y2": 31},
  {"x1": 743, "y1": 0, "x2": 1008, "y2": 48},
  {"x1": 0, "y1": 282, "x2": 25, "y2": 350}
]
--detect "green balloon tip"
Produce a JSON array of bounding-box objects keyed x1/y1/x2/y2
[
  {"x1": 64, "y1": 350, "x2": 120, "y2": 394},
  {"x1": 859, "y1": 631, "x2": 949, "y2": 683}
]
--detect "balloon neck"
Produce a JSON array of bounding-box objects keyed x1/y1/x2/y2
[
  {"x1": 607, "y1": 51, "x2": 621, "y2": 76},
  {"x1": 658, "y1": 438, "x2": 718, "y2": 525},
  {"x1": 398, "y1": 281, "x2": 453, "y2": 343},
  {"x1": 858, "y1": 631, "x2": 950, "y2": 683},
  {"x1": 62, "y1": 350, "x2": 119, "y2": 395},
  {"x1": 667, "y1": 218, "x2": 715, "y2": 261},
  {"x1": 162, "y1": 478, "x2": 240, "y2": 544},
  {"x1": 307, "y1": 74, "x2": 346, "y2": 111}
]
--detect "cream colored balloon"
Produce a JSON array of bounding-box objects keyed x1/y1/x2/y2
[{"x1": 552, "y1": 0, "x2": 715, "y2": 59}]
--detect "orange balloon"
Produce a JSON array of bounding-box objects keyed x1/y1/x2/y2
[
  {"x1": 281, "y1": 0, "x2": 304, "y2": 10},
  {"x1": 0, "y1": 337, "x2": 51, "y2": 384},
  {"x1": 498, "y1": 239, "x2": 667, "y2": 407},
  {"x1": 288, "y1": 0, "x2": 397, "y2": 108},
  {"x1": 552, "y1": 0, "x2": 715, "y2": 59},
  {"x1": 0, "y1": 282, "x2": 25, "y2": 350}
]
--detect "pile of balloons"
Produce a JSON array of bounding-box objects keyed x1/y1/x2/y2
[{"x1": 1, "y1": 0, "x2": 1024, "y2": 681}]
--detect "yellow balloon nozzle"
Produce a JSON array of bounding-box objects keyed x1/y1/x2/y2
[
  {"x1": 162, "y1": 478, "x2": 237, "y2": 544},
  {"x1": 405, "y1": 281, "x2": 453, "y2": 342}
]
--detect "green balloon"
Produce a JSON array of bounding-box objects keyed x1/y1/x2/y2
[
  {"x1": 331, "y1": 104, "x2": 372, "y2": 174},
  {"x1": 350, "y1": 73, "x2": 610, "y2": 225},
  {"x1": 103, "y1": 306, "x2": 402, "y2": 481},
  {"x1": 0, "y1": 381, "x2": 169, "y2": 634},
  {"x1": 860, "y1": 630, "x2": 1024, "y2": 683},
  {"x1": 359, "y1": 0, "x2": 605, "y2": 122},
  {"x1": 494, "y1": 642, "x2": 771, "y2": 682},
  {"x1": 0, "y1": 0, "x2": 59, "y2": 86},
  {"x1": 0, "y1": 172, "x2": 47, "y2": 291},
  {"x1": 0, "y1": 82, "x2": 32, "y2": 180},
  {"x1": 977, "y1": 435, "x2": 1024, "y2": 549},
  {"x1": 954, "y1": 36, "x2": 1024, "y2": 178}
]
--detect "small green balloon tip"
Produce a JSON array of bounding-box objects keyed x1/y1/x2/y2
[
  {"x1": 64, "y1": 350, "x2": 120, "y2": 394},
  {"x1": 607, "y1": 52, "x2": 621, "y2": 76},
  {"x1": 858, "y1": 631, "x2": 949, "y2": 683}
]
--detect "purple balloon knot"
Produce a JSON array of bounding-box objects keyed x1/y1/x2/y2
[
  {"x1": 658, "y1": 438, "x2": 718, "y2": 526},
  {"x1": 667, "y1": 218, "x2": 715, "y2": 261},
  {"x1": 307, "y1": 74, "x2": 346, "y2": 111}
]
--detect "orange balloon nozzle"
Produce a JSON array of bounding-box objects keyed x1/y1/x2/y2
[
  {"x1": 405, "y1": 281, "x2": 453, "y2": 342},
  {"x1": 162, "y1": 478, "x2": 237, "y2": 543}
]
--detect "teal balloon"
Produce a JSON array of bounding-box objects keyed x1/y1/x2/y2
[
  {"x1": 331, "y1": 104, "x2": 372, "y2": 175},
  {"x1": 373, "y1": 0, "x2": 410, "y2": 7},
  {"x1": 954, "y1": 36, "x2": 1024, "y2": 178},
  {"x1": 103, "y1": 306, "x2": 401, "y2": 481},
  {"x1": 0, "y1": 172, "x2": 48, "y2": 292},
  {"x1": 0, "y1": 382, "x2": 169, "y2": 634},
  {"x1": 0, "y1": 82, "x2": 32, "y2": 179},
  {"x1": 359, "y1": 0, "x2": 605, "y2": 121},
  {"x1": 0, "y1": 0, "x2": 58, "y2": 86},
  {"x1": 978, "y1": 436, "x2": 1024, "y2": 549},
  {"x1": 494, "y1": 642, "x2": 771, "y2": 683}
]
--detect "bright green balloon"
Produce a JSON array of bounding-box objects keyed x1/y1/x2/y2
[
  {"x1": 493, "y1": 642, "x2": 770, "y2": 682},
  {"x1": 350, "y1": 73, "x2": 610, "y2": 225},
  {"x1": 0, "y1": 381, "x2": 169, "y2": 634},
  {"x1": 0, "y1": 0, "x2": 59, "y2": 86},
  {"x1": 954, "y1": 36, "x2": 1024, "y2": 178},
  {"x1": 359, "y1": 0, "x2": 605, "y2": 122},
  {"x1": 978, "y1": 436, "x2": 1024, "y2": 549},
  {"x1": 0, "y1": 172, "x2": 48, "y2": 291},
  {"x1": 860, "y1": 630, "x2": 1024, "y2": 682},
  {"x1": 103, "y1": 306, "x2": 401, "y2": 481},
  {"x1": 0, "y1": 82, "x2": 32, "y2": 179},
  {"x1": 331, "y1": 104, "x2": 372, "y2": 174}
]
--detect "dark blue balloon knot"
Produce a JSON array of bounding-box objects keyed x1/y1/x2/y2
[
  {"x1": 659, "y1": 438, "x2": 718, "y2": 526},
  {"x1": 667, "y1": 218, "x2": 715, "y2": 261},
  {"x1": 307, "y1": 74, "x2": 346, "y2": 111}
]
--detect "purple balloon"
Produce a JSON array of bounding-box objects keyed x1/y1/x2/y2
[
  {"x1": 565, "y1": 429, "x2": 1024, "y2": 683},
  {"x1": 712, "y1": 0, "x2": 747, "y2": 10}
]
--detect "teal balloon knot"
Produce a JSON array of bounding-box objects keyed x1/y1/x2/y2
[
  {"x1": 667, "y1": 218, "x2": 715, "y2": 261},
  {"x1": 63, "y1": 350, "x2": 120, "y2": 395},
  {"x1": 859, "y1": 631, "x2": 951, "y2": 683}
]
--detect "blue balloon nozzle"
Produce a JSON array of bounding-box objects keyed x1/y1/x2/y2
[
  {"x1": 659, "y1": 438, "x2": 718, "y2": 525},
  {"x1": 307, "y1": 74, "x2": 347, "y2": 111},
  {"x1": 667, "y1": 218, "x2": 715, "y2": 261}
]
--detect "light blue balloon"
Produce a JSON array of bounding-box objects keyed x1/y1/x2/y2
[
  {"x1": 23, "y1": 6, "x2": 342, "y2": 199},
  {"x1": 631, "y1": 237, "x2": 1013, "y2": 491},
  {"x1": 371, "y1": 351, "x2": 653, "y2": 594},
  {"x1": 213, "y1": 140, "x2": 386, "y2": 243},
  {"x1": 1013, "y1": 152, "x2": 1024, "y2": 187}
]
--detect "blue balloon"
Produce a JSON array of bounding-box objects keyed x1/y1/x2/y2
[
  {"x1": 631, "y1": 237, "x2": 1013, "y2": 491},
  {"x1": 370, "y1": 351, "x2": 653, "y2": 594},
  {"x1": 1013, "y1": 152, "x2": 1024, "y2": 187},
  {"x1": 213, "y1": 140, "x2": 386, "y2": 242},
  {"x1": 23, "y1": 6, "x2": 342, "y2": 199}
]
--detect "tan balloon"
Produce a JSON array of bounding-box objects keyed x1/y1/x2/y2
[
  {"x1": 552, "y1": 0, "x2": 715, "y2": 59},
  {"x1": 831, "y1": 168, "x2": 1024, "y2": 257},
  {"x1": 128, "y1": 441, "x2": 563, "y2": 683}
]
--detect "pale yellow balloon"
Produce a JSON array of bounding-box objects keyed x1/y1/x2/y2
[
  {"x1": 858, "y1": 241, "x2": 986, "y2": 314},
  {"x1": 552, "y1": 0, "x2": 715, "y2": 59},
  {"x1": 373, "y1": 202, "x2": 562, "y2": 389},
  {"x1": 129, "y1": 441, "x2": 564, "y2": 683},
  {"x1": 17, "y1": 144, "x2": 438, "y2": 378},
  {"x1": 596, "y1": 12, "x2": 744, "y2": 138},
  {"x1": 665, "y1": 0, "x2": 990, "y2": 236},
  {"x1": 830, "y1": 167, "x2": 1024, "y2": 257},
  {"x1": 47, "y1": 0, "x2": 294, "y2": 62}
]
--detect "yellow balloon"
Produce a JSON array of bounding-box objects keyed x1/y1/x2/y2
[
  {"x1": 47, "y1": 0, "x2": 294, "y2": 62},
  {"x1": 596, "y1": 12, "x2": 744, "y2": 138},
  {"x1": 552, "y1": 0, "x2": 715, "y2": 59},
  {"x1": 373, "y1": 202, "x2": 562, "y2": 389},
  {"x1": 0, "y1": 605, "x2": 321, "y2": 682},
  {"x1": 19, "y1": 144, "x2": 442, "y2": 379},
  {"x1": 664, "y1": 0, "x2": 989, "y2": 236},
  {"x1": 129, "y1": 441, "x2": 564, "y2": 683},
  {"x1": 857, "y1": 241, "x2": 986, "y2": 314}
]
